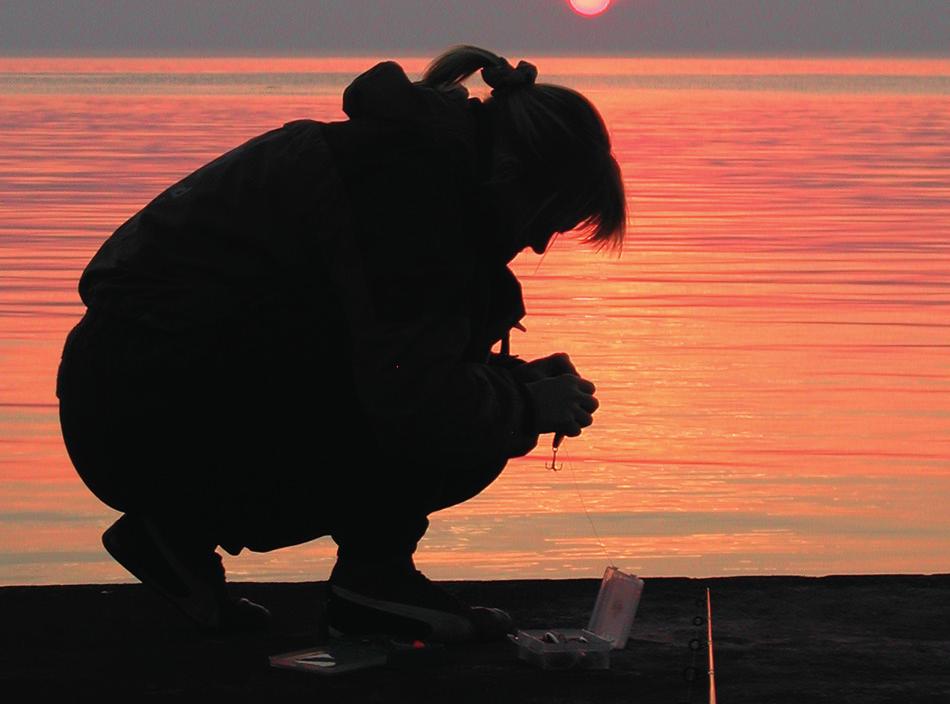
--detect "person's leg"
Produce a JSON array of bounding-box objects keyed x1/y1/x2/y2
[
  {"x1": 324, "y1": 458, "x2": 513, "y2": 643},
  {"x1": 57, "y1": 312, "x2": 136, "y2": 513},
  {"x1": 221, "y1": 323, "x2": 515, "y2": 643},
  {"x1": 60, "y1": 304, "x2": 514, "y2": 641},
  {"x1": 56, "y1": 311, "x2": 271, "y2": 632},
  {"x1": 57, "y1": 311, "x2": 228, "y2": 535},
  {"x1": 204, "y1": 326, "x2": 341, "y2": 555},
  {"x1": 327, "y1": 452, "x2": 506, "y2": 561},
  {"x1": 331, "y1": 513, "x2": 429, "y2": 565}
]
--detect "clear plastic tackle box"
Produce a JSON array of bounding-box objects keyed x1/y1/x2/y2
[{"x1": 509, "y1": 566, "x2": 645, "y2": 670}]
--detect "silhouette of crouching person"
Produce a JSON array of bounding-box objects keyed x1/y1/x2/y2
[{"x1": 56, "y1": 46, "x2": 626, "y2": 641}]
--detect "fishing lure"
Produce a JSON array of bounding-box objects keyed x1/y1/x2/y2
[{"x1": 545, "y1": 433, "x2": 564, "y2": 471}]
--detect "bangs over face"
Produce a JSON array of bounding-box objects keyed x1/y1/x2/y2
[
  {"x1": 493, "y1": 84, "x2": 627, "y2": 252},
  {"x1": 423, "y1": 46, "x2": 628, "y2": 253}
]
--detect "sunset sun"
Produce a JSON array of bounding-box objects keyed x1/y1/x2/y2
[{"x1": 569, "y1": 0, "x2": 612, "y2": 17}]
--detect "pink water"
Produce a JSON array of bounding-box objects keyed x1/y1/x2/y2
[{"x1": 1, "y1": 58, "x2": 948, "y2": 584}]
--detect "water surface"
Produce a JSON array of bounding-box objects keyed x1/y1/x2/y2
[{"x1": 1, "y1": 57, "x2": 948, "y2": 584}]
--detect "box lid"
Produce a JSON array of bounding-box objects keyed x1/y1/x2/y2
[{"x1": 586, "y1": 566, "x2": 645, "y2": 649}]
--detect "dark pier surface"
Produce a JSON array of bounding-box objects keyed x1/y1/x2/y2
[{"x1": 2, "y1": 575, "x2": 949, "y2": 702}]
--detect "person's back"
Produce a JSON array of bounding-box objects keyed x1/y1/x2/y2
[{"x1": 81, "y1": 120, "x2": 335, "y2": 332}]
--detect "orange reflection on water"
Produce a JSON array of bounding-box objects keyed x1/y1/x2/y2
[{"x1": 0, "y1": 58, "x2": 948, "y2": 584}]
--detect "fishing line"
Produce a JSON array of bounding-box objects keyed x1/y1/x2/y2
[
  {"x1": 559, "y1": 442, "x2": 614, "y2": 565},
  {"x1": 530, "y1": 229, "x2": 613, "y2": 565},
  {"x1": 532, "y1": 232, "x2": 558, "y2": 275}
]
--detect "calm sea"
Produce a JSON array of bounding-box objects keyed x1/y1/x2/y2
[{"x1": 1, "y1": 57, "x2": 948, "y2": 585}]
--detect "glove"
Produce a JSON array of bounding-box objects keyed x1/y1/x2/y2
[
  {"x1": 513, "y1": 352, "x2": 578, "y2": 384},
  {"x1": 525, "y1": 373, "x2": 599, "y2": 437}
]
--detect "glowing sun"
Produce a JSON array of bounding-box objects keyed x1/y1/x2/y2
[{"x1": 569, "y1": 0, "x2": 611, "y2": 16}]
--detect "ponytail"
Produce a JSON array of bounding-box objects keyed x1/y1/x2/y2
[
  {"x1": 424, "y1": 45, "x2": 538, "y2": 95},
  {"x1": 423, "y1": 46, "x2": 627, "y2": 251},
  {"x1": 423, "y1": 45, "x2": 504, "y2": 89}
]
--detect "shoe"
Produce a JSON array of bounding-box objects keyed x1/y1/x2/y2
[
  {"x1": 326, "y1": 557, "x2": 514, "y2": 644},
  {"x1": 102, "y1": 513, "x2": 271, "y2": 634}
]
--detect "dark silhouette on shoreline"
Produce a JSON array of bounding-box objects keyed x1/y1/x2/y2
[{"x1": 56, "y1": 45, "x2": 626, "y2": 642}]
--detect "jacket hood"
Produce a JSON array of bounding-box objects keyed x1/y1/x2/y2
[
  {"x1": 342, "y1": 61, "x2": 486, "y2": 174},
  {"x1": 342, "y1": 61, "x2": 465, "y2": 123}
]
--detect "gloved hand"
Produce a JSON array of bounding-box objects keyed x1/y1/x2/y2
[
  {"x1": 525, "y1": 374, "x2": 599, "y2": 437},
  {"x1": 513, "y1": 352, "x2": 578, "y2": 384}
]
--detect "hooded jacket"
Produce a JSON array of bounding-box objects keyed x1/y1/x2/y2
[{"x1": 76, "y1": 61, "x2": 538, "y2": 487}]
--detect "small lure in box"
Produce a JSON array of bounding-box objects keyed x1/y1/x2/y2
[
  {"x1": 509, "y1": 566, "x2": 645, "y2": 670},
  {"x1": 509, "y1": 628, "x2": 613, "y2": 670}
]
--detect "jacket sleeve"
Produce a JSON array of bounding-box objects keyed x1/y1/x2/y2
[{"x1": 326, "y1": 190, "x2": 538, "y2": 474}]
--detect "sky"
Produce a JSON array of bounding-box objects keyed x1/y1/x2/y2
[{"x1": 1, "y1": 0, "x2": 948, "y2": 56}]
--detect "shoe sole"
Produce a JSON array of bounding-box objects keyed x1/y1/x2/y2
[{"x1": 330, "y1": 584, "x2": 475, "y2": 643}]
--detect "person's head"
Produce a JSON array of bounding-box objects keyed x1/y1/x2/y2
[{"x1": 423, "y1": 45, "x2": 626, "y2": 258}]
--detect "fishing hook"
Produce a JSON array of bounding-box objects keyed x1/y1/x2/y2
[{"x1": 545, "y1": 434, "x2": 564, "y2": 471}]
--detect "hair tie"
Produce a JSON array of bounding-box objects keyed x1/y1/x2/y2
[{"x1": 482, "y1": 59, "x2": 538, "y2": 94}]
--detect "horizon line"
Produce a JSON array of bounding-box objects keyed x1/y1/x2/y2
[{"x1": 2, "y1": 50, "x2": 950, "y2": 60}]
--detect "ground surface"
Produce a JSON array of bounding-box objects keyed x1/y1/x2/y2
[{"x1": 1, "y1": 575, "x2": 948, "y2": 702}]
